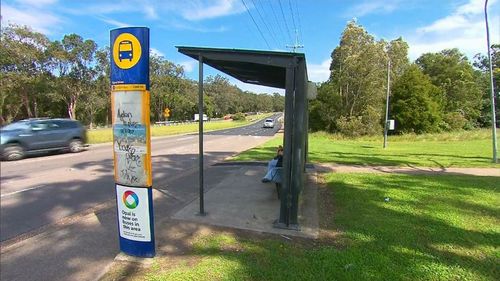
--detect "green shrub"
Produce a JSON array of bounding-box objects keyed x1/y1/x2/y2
[
  {"x1": 442, "y1": 112, "x2": 467, "y2": 131},
  {"x1": 335, "y1": 108, "x2": 382, "y2": 137},
  {"x1": 232, "y1": 112, "x2": 246, "y2": 121},
  {"x1": 336, "y1": 116, "x2": 365, "y2": 137}
]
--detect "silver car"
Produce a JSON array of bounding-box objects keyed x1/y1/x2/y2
[{"x1": 263, "y1": 119, "x2": 274, "y2": 128}]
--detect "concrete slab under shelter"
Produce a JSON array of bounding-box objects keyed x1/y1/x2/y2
[{"x1": 172, "y1": 164, "x2": 319, "y2": 239}]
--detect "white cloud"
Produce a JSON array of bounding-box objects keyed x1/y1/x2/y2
[
  {"x1": 349, "y1": 0, "x2": 401, "y2": 17},
  {"x1": 181, "y1": 0, "x2": 246, "y2": 21},
  {"x1": 15, "y1": 0, "x2": 58, "y2": 7},
  {"x1": 63, "y1": 3, "x2": 131, "y2": 16},
  {"x1": 143, "y1": 5, "x2": 158, "y2": 19},
  {"x1": 97, "y1": 16, "x2": 131, "y2": 28},
  {"x1": 457, "y1": 0, "x2": 491, "y2": 15},
  {"x1": 417, "y1": 14, "x2": 469, "y2": 33},
  {"x1": 1, "y1": 4, "x2": 62, "y2": 34},
  {"x1": 307, "y1": 59, "x2": 331, "y2": 83},
  {"x1": 168, "y1": 21, "x2": 228, "y2": 33},
  {"x1": 417, "y1": 0, "x2": 497, "y2": 34},
  {"x1": 150, "y1": 48, "x2": 165, "y2": 57},
  {"x1": 179, "y1": 60, "x2": 197, "y2": 72},
  {"x1": 408, "y1": 0, "x2": 499, "y2": 59}
]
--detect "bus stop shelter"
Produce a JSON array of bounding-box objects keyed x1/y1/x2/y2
[{"x1": 177, "y1": 46, "x2": 311, "y2": 229}]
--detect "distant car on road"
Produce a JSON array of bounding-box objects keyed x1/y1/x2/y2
[
  {"x1": 263, "y1": 118, "x2": 275, "y2": 128},
  {"x1": 0, "y1": 118, "x2": 87, "y2": 161}
]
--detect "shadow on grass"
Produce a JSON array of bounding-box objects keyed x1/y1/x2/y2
[
  {"x1": 324, "y1": 173, "x2": 499, "y2": 280},
  {"x1": 307, "y1": 150, "x2": 496, "y2": 168},
  {"x1": 309, "y1": 151, "x2": 414, "y2": 167},
  {"x1": 108, "y1": 173, "x2": 500, "y2": 281}
]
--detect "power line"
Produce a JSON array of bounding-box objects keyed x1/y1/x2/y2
[
  {"x1": 286, "y1": 29, "x2": 303, "y2": 53},
  {"x1": 288, "y1": 0, "x2": 297, "y2": 33},
  {"x1": 278, "y1": 0, "x2": 293, "y2": 44},
  {"x1": 250, "y1": 0, "x2": 280, "y2": 49},
  {"x1": 259, "y1": 0, "x2": 286, "y2": 49},
  {"x1": 268, "y1": 0, "x2": 288, "y2": 49},
  {"x1": 241, "y1": 0, "x2": 271, "y2": 49},
  {"x1": 293, "y1": 0, "x2": 303, "y2": 44},
  {"x1": 284, "y1": 0, "x2": 303, "y2": 52}
]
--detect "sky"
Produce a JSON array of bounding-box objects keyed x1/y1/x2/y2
[{"x1": 1, "y1": 0, "x2": 499, "y2": 94}]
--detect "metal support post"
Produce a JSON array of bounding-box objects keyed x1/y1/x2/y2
[
  {"x1": 485, "y1": 0, "x2": 498, "y2": 163},
  {"x1": 198, "y1": 55, "x2": 206, "y2": 215},
  {"x1": 277, "y1": 66, "x2": 295, "y2": 227},
  {"x1": 290, "y1": 60, "x2": 306, "y2": 227},
  {"x1": 383, "y1": 59, "x2": 391, "y2": 149}
]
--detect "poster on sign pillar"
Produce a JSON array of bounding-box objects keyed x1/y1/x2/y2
[
  {"x1": 110, "y1": 27, "x2": 154, "y2": 258},
  {"x1": 116, "y1": 184, "x2": 151, "y2": 241},
  {"x1": 113, "y1": 91, "x2": 149, "y2": 186}
]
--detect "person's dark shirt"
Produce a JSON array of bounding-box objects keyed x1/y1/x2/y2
[{"x1": 275, "y1": 155, "x2": 283, "y2": 167}]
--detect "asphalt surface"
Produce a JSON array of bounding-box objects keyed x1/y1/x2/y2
[
  {"x1": 0, "y1": 113, "x2": 281, "y2": 242},
  {"x1": 205, "y1": 113, "x2": 281, "y2": 136},
  {"x1": 0, "y1": 114, "x2": 281, "y2": 281}
]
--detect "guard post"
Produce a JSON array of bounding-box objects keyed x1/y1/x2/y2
[{"x1": 110, "y1": 27, "x2": 155, "y2": 257}]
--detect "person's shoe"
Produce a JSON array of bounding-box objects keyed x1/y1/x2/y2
[{"x1": 261, "y1": 178, "x2": 270, "y2": 183}]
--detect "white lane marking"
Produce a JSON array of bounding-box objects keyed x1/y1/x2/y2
[{"x1": 1, "y1": 185, "x2": 48, "y2": 198}]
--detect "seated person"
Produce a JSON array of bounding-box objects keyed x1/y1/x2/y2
[{"x1": 262, "y1": 146, "x2": 283, "y2": 183}]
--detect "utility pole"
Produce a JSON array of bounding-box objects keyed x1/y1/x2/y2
[
  {"x1": 485, "y1": 0, "x2": 498, "y2": 163},
  {"x1": 383, "y1": 59, "x2": 391, "y2": 149},
  {"x1": 286, "y1": 29, "x2": 303, "y2": 53}
]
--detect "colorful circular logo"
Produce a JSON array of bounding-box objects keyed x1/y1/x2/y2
[
  {"x1": 123, "y1": 190, "x2": 139, "y2": 209},
  {"x1": 113, "y1": 33, "x2": 142, "y2": 69}
]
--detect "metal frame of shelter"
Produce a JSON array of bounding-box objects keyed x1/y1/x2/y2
[{"x1": 177, "y1": 46, "x2": 310, "y2": 229}]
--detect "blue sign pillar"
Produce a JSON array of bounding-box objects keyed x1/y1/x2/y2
[{"x1": 110, "y1": 27, "x2": 155, "y2": 257}]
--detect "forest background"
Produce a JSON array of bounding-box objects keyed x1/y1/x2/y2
[{"x1": 1, "y1": 22, "x2": 498, "y2": 136}]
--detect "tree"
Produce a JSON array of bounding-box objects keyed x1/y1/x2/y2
[
  {"x1": 150, "y1": 54, "x2": 189, "y2": 122},
  {"x1": 309, "y1": 82, "x2": 341, "y2": 132},
  {"x1": 387, "y1": 37, "x2": 410, "y2": 82},
  {"x1": 310, "y1": 21, "x2": 396, "y2": 135},
  {"x1": 48, "y1": 34, "x2": 98, "y2": 120},
  {"x1": 204, "y1": 75, "x2": 239, "y2": 116},
  {"x1": 0, "y1": 26, "x2": 289, "y2": 127},
  {"x1": 329, "y1": 21, "x2": 386, "y2": 119},
  {"x1": 473, "y1": 44, "x2": 499, "y2": 127},
  {"x1": 416, "y1": 49, "x2": 482, "y2": 129},
  {"x1": 272, "y1": 93, "x2": 285, "y2": 112},
  {"x1": 78, "y1": 47, "x2": 109, "y2": 128},
  {"x1": 0, "y1": 24, "x2": 51, "y2": 123},
  {"x1": 391, "y1": 65, "x2": 442, "y2": 133}
]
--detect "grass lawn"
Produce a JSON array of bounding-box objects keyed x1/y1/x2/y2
[
  {"x1": 232, "y1": 130, "x2": 500, "y2": 168},
  {"x1": 87, "y1": 113, "x2": 272, "y2": 144},
  {"x1": 100, "y1": 129, "x2": 499, "y2": 281},
  {"x1": 106, "y1": 173, "x2": 499, "y2": 281}
]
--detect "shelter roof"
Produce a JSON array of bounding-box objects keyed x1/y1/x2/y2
[{"x1": 176, "y1": 46, "x2": 306, "y2": 89}]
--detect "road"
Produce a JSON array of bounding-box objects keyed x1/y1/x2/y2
[
  {"x1": 0, "y1": 114, "x2": 280, "y2": 281},
  {"x1": 0, "y1": 113, "x2": 281, "y2": 241}
]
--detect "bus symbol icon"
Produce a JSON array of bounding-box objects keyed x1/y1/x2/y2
[
  {"x1": 112, "y1": 32, "x2": 142, "y2": 69},
  {"x1": 118, "y1": 40, "x2": 133, "y2": 62}
]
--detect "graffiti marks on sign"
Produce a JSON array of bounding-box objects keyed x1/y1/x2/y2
[{"x1": 113, "y1": 91, "x2": 148, "y2": 186}]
